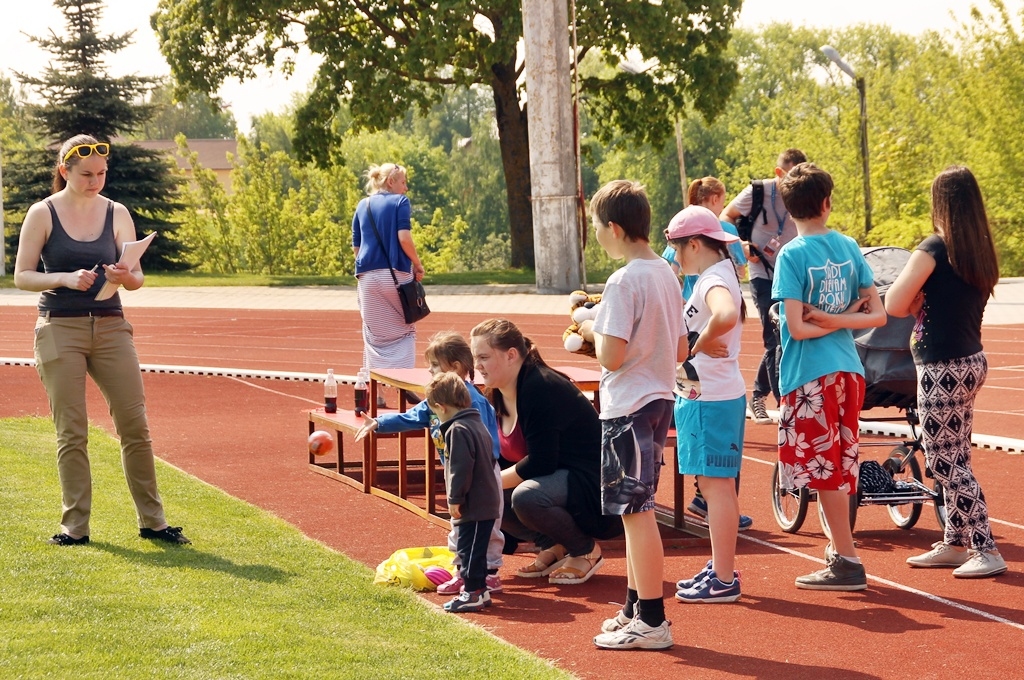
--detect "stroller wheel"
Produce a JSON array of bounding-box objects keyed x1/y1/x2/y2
[
  {"x1": 933, "y1": 481, "x2": 948, "y2": 530},
  {"x1": 883, "y1": 447, "x2": 923, "y2": 530},
  {"x1": 771, "y1": 461, "x2": 809, "y2": 533}
]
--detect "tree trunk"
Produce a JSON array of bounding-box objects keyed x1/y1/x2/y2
[{"x1": 490, "y1": 59, "x2": 534, "y2": 269}]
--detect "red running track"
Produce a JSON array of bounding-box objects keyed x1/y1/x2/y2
[{"x1": 2, "y1": 305, "x2": 1023, "y2": 679}]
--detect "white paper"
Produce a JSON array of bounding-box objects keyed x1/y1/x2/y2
[{"x1": 94, "y1": 232, "x2": 157, "y2": 301}]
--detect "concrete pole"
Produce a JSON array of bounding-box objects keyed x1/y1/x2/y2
[{"x1": 521, "y1": 0, "x2": 582, "y2": 293}]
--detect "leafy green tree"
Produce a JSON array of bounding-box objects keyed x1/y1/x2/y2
[
  {"x1": 153, "y1": 0, "x2": 742, "y2": 268},
  {"x1": 138, "y1": 80, "x2": 238, "y2": 140},
  {"x1": 4, "y1": 0, "x2": 186, "y2": 270}
]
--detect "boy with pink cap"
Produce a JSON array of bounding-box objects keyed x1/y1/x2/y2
[{"x1": 664, "y1": 205, "x2": 747, "y2": 603}]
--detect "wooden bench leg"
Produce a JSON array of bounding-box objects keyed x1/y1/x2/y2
[
  {"x1": 425, "y1": 436, "x2": 436, "y2": 516},
  {"x1": 398, "y1": 432, "x2": 408, "y2": 499}
]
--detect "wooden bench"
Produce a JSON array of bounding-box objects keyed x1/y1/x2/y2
[
  {"x1": 656, "y1": 427, "x2": 708, "y2": 537},
  {"x1": 306, "y1": 407, "x2": 447, "y2": 529}
]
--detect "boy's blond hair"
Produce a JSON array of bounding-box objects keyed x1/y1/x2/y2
[{"x1": 425, "y1": 372, "x2": 471, "y2": 410}]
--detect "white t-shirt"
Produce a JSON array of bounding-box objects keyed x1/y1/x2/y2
[
  {"x1": 680, "y1": 258, "x2": 746, "y2": 401},
  {"x1": 593, "y1": 257, "x2": 684, "y2": 419}
]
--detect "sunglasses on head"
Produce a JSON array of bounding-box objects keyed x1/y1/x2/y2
[{"x1": 63, "y1": 143, "x2": 110, "y2": 163}]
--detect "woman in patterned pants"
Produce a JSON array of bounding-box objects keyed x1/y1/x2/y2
[{"x1": 886, "y1": 166, "x2": 1006, "y2": 578}]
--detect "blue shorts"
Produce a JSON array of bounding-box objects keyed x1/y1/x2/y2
[
  {"x1": 674, "y1": 395, "x2": 746, "y2": 478},
  {"x1": 600, "y1": 399, "x2": 674, "y2": 515}
]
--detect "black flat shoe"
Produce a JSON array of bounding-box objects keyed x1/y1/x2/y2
[
  {"x1": 140, "y1": 526, "x2": 192, "y2": 544},
  {"x1": 49, "y1": 533, "x2": 89, "y2": 546}
]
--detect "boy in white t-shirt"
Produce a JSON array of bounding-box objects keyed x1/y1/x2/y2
[{"x1": 580, "y1": 180, "x2": 686, "y2": 650}]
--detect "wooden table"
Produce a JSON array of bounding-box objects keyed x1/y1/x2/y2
[{"x1": 327, "y1": 365, "x2": 703, "y2": 540}]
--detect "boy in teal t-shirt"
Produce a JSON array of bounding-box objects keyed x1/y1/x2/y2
[{"x1": 771, "y1": 163, "x2": 886, "y2": 591}]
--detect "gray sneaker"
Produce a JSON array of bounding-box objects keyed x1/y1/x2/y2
[
  {"x1": 751, "y1": 395, "x2": 772, "y2": 424},
  {"x1": 795, "y1": 554, "x2": 867, "y2": 591}
]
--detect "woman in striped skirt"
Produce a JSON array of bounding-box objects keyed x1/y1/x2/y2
[{"x1": 351, "y1": 164, "x2": 425, "y2": 402}]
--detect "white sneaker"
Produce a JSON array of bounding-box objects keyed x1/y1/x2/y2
[
  {"x1": 906, "y1": 542, "x2": 970, "y2": 568},
  {"x1": 952, "y1": 550, "x2": 1007, "y2": 579},
  {"x1": 600, "y1": 610, "x2": 634, "y2": 633},
  {"x1": 593, "y1": 618, "x2": 673, "y2": 650}
]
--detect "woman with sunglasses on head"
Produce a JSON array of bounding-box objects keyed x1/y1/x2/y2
[
  {"x1": 14, "y1": 134, "x2": 190, "y2": 547},
  {"x1": 351, "y1": 163, "x2": 426, "y2": 407}
]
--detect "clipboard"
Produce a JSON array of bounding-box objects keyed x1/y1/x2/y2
[{"x1": 95, "y1": 232, "x2": 157, "y2": 301}]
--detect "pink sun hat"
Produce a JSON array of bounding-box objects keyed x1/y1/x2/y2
[{"x1": 665, "y1": 205, "x2": 739, "y2": 242}]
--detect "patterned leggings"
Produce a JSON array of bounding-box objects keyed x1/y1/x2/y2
[{"x1": 917, "y1": 352, "x2": 995, "y2": 552}]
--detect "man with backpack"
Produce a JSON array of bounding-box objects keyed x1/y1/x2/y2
[{"x1": 720, "y1": 148, "x2": 807, "y2": 424}]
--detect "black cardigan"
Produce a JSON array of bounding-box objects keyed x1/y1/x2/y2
[{"x1": 510, "y1": 361, "x2": 623, "y2": 540}]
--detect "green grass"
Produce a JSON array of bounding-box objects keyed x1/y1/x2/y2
[{"x1": 0, "y1": 417, "x2": 572, "y2": 680}]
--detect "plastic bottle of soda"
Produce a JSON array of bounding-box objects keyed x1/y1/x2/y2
[
  {"x1": 354, "y1": 368, "x2": 369, "y2": 416},
  {"x1": 324, "y1": 369, "x2": 338, "y2": 414}
]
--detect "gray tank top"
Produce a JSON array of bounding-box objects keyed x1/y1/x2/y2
[{"x1": 38, "y1": 199, "x2": 122, "y2": 312}]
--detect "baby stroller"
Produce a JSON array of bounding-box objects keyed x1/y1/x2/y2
[{"x1": 769, "y1": 246, "x2": 948, "y2": 539}]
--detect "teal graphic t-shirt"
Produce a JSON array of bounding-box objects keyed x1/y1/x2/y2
[{"x1": 771, "y1": 230, "x2": 874, "y2": 395}]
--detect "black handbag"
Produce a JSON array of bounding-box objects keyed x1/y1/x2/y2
[{"x1": 365, "y1": 198, "x2": 430, "y2": 324}]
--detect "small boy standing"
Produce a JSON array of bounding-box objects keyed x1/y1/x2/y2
[
  {"x1": 773, "y1": 163, "x2": 887, "y2": 590},
  {"x1": 582, "y1": 180, "x2": 685, "y2": 650},
  {"x1": 426, "y1": 372, "x2": 502, "y2": 613}
]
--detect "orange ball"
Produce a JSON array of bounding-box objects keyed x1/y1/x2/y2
[{"x1": 308, "y1": 430, "x2": 334, "y2": 456}]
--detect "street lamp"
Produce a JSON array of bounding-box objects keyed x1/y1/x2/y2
[{"x1": 821, "y1": 45, "x2": 872, "y2": 234}]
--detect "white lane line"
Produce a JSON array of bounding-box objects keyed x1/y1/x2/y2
[
  {"x1": 740, "y1": 533, "x2": 1024, "y2": 632},
  {"x1": 225, "y1": 375, "x2": 320, "y2": 405}
]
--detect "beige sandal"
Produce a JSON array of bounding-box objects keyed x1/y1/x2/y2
[
  {"x1": 516, "y1": 545, "x2": 568, "y2": 578},
  {"x1": 549, "y1": 549, "x2": 603, "y2": 585}
]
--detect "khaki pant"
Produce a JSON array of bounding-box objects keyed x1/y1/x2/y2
[{"x1": 34, "y1": 314, "x2": 166, "y2": 537}]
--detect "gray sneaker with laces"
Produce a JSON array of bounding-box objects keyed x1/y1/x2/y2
[
  {"x1": 751, "y1": 395, "x2": 772, "y2": 424},
  {"x1": 795, "y1": 553, "x2": 867, "y2": 591}
]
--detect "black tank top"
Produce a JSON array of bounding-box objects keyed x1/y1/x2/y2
[{"x1": 38, "y1": 199, "x2": 122, "y2": 312}]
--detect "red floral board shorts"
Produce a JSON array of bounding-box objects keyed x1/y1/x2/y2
[{"x1": 777, "y1": 371, "x2": 864, "y2": 495}]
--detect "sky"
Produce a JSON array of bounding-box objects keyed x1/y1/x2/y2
[{"x1": 0, "y1": 0, "x2": 1019, "y2": 134}]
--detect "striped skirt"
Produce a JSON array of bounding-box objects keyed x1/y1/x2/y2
[{"x1": 357, "y1": 269, "x2": 417, "y2": 369}]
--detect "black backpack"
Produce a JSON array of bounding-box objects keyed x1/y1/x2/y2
[
  {"x1": 735, "y1": 179, "x2": 773, "y2": 274},
  {"x1": 735, "y1": 179, "x2": 766, "y2": 242}
]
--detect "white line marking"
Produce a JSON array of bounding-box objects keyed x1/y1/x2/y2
[{"x1": 739, "y1": 533, "x2": 1024, "y2": 632}]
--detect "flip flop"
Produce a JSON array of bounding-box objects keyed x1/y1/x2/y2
[
  {"x1": 515, "y1": 549, "x2": 568, "y2": 578},
  {"x1": 549, "y1": 554, "x2": 603, "y2": 585}
]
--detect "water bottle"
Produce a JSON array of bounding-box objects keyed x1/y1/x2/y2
[
  {"x1": 354, "y1": 368, "x2": 369, "y2": 417},
  {"x1": 324, "y1": 368, "x2": 338, "y2": 414}
]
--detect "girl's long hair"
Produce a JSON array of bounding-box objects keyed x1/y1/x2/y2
[
  {"x1": 687, "y1": 176, "x2": 725, "y2": 208},
  {"x1": 470, "y1": 318, "x2": 551, "y2": 417},
  {"x1": 52, "y1": 134, "x2": 101, "y2": 194},
  {"x1": 931, "y1": 166, "x2": 999, "y2": 296},
  {"x1": 424, "y1": 331, "x2": 475, "y2": 381}
]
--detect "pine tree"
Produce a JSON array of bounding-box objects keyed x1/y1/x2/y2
[{"x1": 4, "y1": 0, "x2": 187, "y2": 270}]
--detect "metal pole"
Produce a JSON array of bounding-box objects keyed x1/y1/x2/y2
[
  {"x1": 857, "y1": 76, "x2": 872, "y2": 234},
  {"x1": 1, "y1": 140, "x2": 5, "y2": 277},
  {"x1": 674, "y1": 118, "x2": 687, "y2": 206}
]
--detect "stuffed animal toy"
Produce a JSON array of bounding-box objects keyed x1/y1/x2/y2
[{"x1": 562, "y1": 290, "x2": 602, "y2": 357}]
